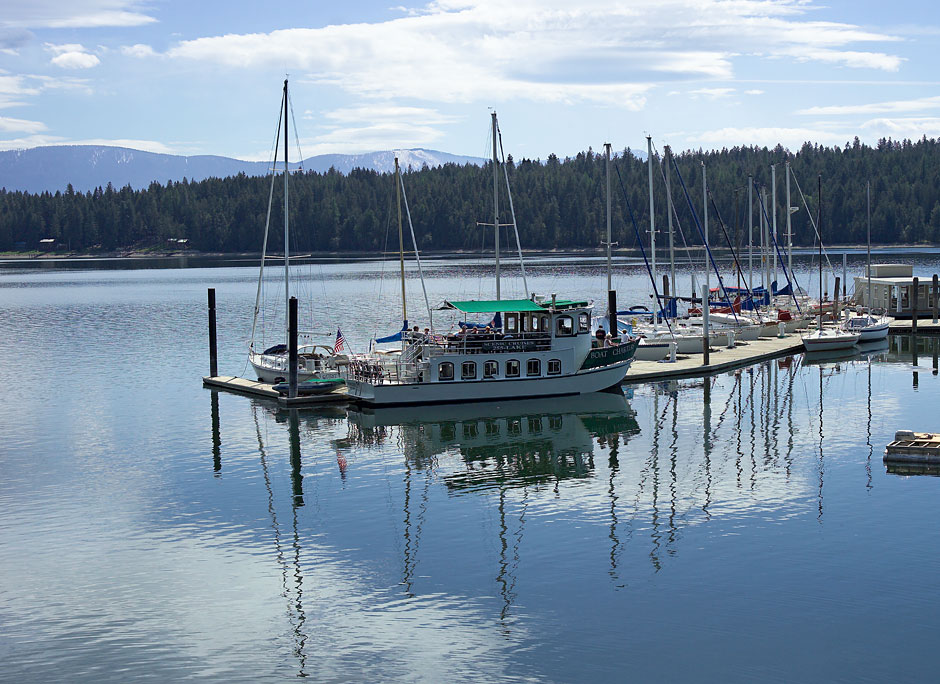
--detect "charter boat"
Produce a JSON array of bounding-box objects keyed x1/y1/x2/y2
[
  {"x1": 247, "y1": 79, "x2": 345, "y2": 384},
  {"x1": 346, "y1": 297, "x2": 639, "y2": 406}
]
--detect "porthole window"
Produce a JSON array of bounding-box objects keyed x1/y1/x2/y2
[
  {"x1": 506, "y1": 359, "x2": 520, "y2": 377},
  {"x1": 438, "y1": 362, "x2": 454, "y2": 380},
  {"x1": 484, "y1": 360, "x2": 498, "y2": 378},
  {"x1": 527, "y1": 359, "x2": 541, "y2": 376},
  {"x1": 548, "y1": 359, "x2": 561, "y2": 375},
  {"x1": 461, "y1": 361, "x2": 477, "y2": 380}
]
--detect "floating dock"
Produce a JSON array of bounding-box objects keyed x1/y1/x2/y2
[
  {"x1": 203, "y1": 375, "x2": 351, "y2": 406},
  {"x1": 884, "y1": 430, "x2": 940, "y2": 464},
  {"x1": 625, "y1": 334, "x2": 804, "y2": 383},
  {"x1": 887, "y1": 318, "x2": 940, "y2": 334}
]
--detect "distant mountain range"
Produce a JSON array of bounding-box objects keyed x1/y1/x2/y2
[{"x1": 0, "y1": 145, "x2": 487, "y2": 194}]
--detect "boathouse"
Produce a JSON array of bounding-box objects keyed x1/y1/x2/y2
[{"x1": 852, "y1": 264, "x2": 937, "y2": 318}]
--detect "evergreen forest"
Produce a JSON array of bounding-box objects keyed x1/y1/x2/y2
[{"x1": 2, "y1": 136, "x2": 939, "y2": 254}]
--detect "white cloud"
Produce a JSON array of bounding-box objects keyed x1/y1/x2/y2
[
  {"x1": 745, "y1": 89, "x2": 764, "y2": 95},
  {"x1": 2, "y1": 1, "x2": 156, "y2": 28},
  {"x1": 302, "y1": 122, "x2": 447, "y2": 156},
  {"x1": 0, "y1": 116, "x2": 46, "y2": 134},
  {"x1": 689, "y1": 87, "x2": 735, "y2": 99},
  {"x1": 323, "y1": 106, "x2": 460, "y2": 125},
  {"x1": 799, "y1": 95, "x2": 940, "y2": 116},
  {"x1": 121, "y1": 43, "x2": 157, "y2": 58},
  {"x1": 51, "y1": 51, "x2": 101, "y2": 69},
  {"x1": 860, "y1": 117, "x2": 940, "y2": 138},
  {"x1": 45, "y1": 43, "x2": 100, "y2": 69},
  {"x1": 159, "y1": 1, "x2": 903, "y2": 107}
]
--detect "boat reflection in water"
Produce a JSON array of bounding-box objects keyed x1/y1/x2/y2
[{"x1": 346, "y1": 390, "x2": 640, "y2": 488}]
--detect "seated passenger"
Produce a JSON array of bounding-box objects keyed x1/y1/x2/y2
[{"x1": 594, "y1": 329, "x2": 606, "y2": 348}]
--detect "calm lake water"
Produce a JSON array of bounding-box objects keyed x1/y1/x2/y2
[{"x1": 2, "y1": 254, "x2": 940, "y2": 682}]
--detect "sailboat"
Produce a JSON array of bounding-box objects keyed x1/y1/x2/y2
[
  {"x1": 843, "y1": 181, "x2": 890, "y2": 342},
  {"x1": 343, "y1": 112, "x2": 639, "y2": 406},
  {"x1": 802, "y1": 175, "x2": 860, "y2": 352},
  {"x1": 248, "y1": 79, "x2": 345, "y2": 385}
]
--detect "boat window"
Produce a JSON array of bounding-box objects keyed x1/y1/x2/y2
[
  {"x1": 484, "y1": 360, "x2": 498, "y2": 378},
  {"x1": 438, "y1": 362, "x2": 454, "y2": 380},
  {"x1": 527, "y1": 359, "x2": 541, "y2": 376},
  {"x1": 505, "y1": 313, "x2": 518, "y2": 333},
  {"x1": 528, "y1": 417, "x2": 543, "y2": 434},
  {"x1": 507, "y1": 418, "x2": 521, "y2": 436},
  {"x1": 539, "y1": 314, "x2": 550, "y2": 332},
  {"x1": 549, "y1": 416, "x2": 564, "y2": 431},
  {"x1": 556, "y1": 315, "x2": 574, "y2": 336},
  {"x1": 461, "y1": 361, "x2": 477, "y2": 380},
  {"x1": 463, "y1": 422, "x2": 478, "y2": 439},
  {"x1": 579, "y1": 313, "x2": 590, "y2": 333},
  {"x1": 484, "y1": 420, "x2": 500, "y2": 437},
  {"x1": 548, "y1": 359, "x2": 561, "y2": 375},
  {"x1": 506, "y1": 359, "x2": 520, "y2": 377}
]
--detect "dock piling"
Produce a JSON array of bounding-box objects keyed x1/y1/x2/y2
[
  {"x1": 207, "y1": 288, "x2": 218, "y2": 378},
  {"x1": 288, "y1": 296, "x2": 298, "y2": 399},
  {"x1": 913, "y1": 277, "x2": 919, "y2": 334},
  {"x1": 933, "y1": 274, "x2": 938, "y2": 324},
  {"x1": 834, "y1": 277, "x2": 841, "y2": 320},
  {"x1": 608, "y1": 290, "x2": 617, "y2": 340}
]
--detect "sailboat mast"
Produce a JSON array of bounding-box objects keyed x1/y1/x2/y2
[
  {"x1": 396, "y1": 157, "x2": 406, "y2": 327},
  {"x1": 818, "y1": 174, "x2": 823, "y2": 330},
  {"x1": 867, "y1": 180, "x2": 872, "y2": 311},
  {"x1": 703, "y1": 162, "x2": 710, "y2": 343},
  {"x1": 647, "y1": 136, "x2": 657, "y2": 319},
  {"x1": 283, "y1": 78, "x2": 290, "y2": 345},
  {"x1": 665, "y1": 145, "x2": 675, "y2": 296},
  {"x1": 772, "y1": 164, "x2": 778, "y2": 291},
  {"x1": 492, "y1": 112, "x2": 500, "y2": 300},
  {"x1": 605, "y1": 142, "x2": 612, "y2": 291},
  {"x1": 747, "y1": 175, "x2": 753, "y2": 292},
  {"x1": 786, "y1": 162, "x2": 792, "y2": 278}
]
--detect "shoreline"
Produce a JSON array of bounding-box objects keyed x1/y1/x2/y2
[{"x1": 3, "y1": 243, "x2": 940, "y2": 263}]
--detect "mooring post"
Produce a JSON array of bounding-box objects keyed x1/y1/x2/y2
[
  {"x1": 912, "y1": 277, "x2": 919, "y2": 334},
  {"x1": 912, "y1": 333, "x2": 919, "y2": 389},
  {"x1": 608, "y1": 290, "x2": 617, "y2": 341},
  {"x1": 288, "y1": 296, "x2": 298, "y2": 399},
  {"x1": 288, "y1": 408, "x2": 304, "y2": 506},
  {"x1": 834, "y1": 277, "x2": 841, "y2": 321},
  {"x1": 932, "y1": 274, "x2": 938, "y2": 324},
  {"x1": 702, "y1": 328, "x2": 710, "y2": 365},
  {"x1": 207, "y1": 288, "x2": 218, "y2": 378}
]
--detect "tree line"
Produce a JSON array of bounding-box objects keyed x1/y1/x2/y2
[{"x1": 2, "y1": 136, "x2": 939, "y2": 254}]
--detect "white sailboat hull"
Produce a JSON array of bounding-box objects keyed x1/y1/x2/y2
[{"x1": 801, "y1": 330, "x2": 860, "y2": 352}]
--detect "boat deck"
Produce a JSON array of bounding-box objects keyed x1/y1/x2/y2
[{"x1": 203, "y1": 376, "x2": 351, "y2": 406}]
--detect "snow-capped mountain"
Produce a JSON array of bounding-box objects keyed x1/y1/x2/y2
[{"x1": 0, "y1": 145, "x2": 487, "y2": 194}]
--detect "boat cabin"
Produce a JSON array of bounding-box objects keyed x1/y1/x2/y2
[{"x1": 852, "y1": 264, "x2": 938, "y2": 318}]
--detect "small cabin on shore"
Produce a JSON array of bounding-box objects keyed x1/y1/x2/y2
[{"x1": 852, "y1": 264, "x2": 938, "y2": 318}]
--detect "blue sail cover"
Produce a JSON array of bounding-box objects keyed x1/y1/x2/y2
[
  {"x1": 375, "y1": 320, "x2": 408, "y2": 344},
  {"x1": 459, "y1": 311, "x2": 502, "y2": 330}
]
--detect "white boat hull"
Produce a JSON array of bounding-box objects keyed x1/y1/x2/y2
[
  {"x1": 634, "y1": 341, "x2": 671, "y2": 361},
  {"x1": 347, "y1": 357, "x2": 633, "y2": 406},
  {"x1": 801, "y1": 331, "x2": 860, "y2": 352}
]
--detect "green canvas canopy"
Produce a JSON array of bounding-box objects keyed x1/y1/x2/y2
[{"x1": 443, "y1": 299, "x2": 545, "y2": 313}]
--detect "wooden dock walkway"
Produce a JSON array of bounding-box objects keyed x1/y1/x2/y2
[
  {"x1": 203, "y1": 375, "x2": 351, "y2": 406},
  {"x1": 887, "y1": 318, "x2": 940, "y2": 334},
  {"x1": 625, "y1": 334, "x2": 805, "y2": 383}
]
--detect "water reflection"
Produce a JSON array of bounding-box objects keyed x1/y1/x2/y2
[
  {"x1": 204, "y1": 335, "x2": 934, "y2": 668},
  {"x1": 346, "y1": 392, "x2": 640, "y2": 489}
]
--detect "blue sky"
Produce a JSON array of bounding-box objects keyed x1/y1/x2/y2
[{"x1": 1, "y1": 0, "x2": 938, "y2": 161}]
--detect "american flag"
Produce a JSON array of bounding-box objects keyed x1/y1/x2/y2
[{"x1": 334, "y1": 327, "x2": 347, "y2": 353}]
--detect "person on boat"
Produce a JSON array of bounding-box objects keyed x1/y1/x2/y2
[{"x1": 594, "y1": 329, "x2": 606, "y2": 348}]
